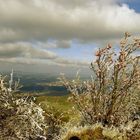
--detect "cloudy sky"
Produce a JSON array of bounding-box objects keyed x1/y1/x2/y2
[{"x1": 0, "y1": 0, "x2": 140, "y2": 75}]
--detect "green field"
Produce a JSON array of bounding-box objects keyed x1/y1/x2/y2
[{"x1": 35, "y1": 95, "x2": 73, "y2": 111}]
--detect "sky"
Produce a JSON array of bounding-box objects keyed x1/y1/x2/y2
[{"x1": 0, "y1": 0, "x2": 140, "y2": 76}]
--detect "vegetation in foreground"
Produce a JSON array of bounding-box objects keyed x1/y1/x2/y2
[{"x1": 0, "y1": 33, "x2": 140, "y2": 140}]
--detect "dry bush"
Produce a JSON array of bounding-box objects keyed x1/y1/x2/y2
[
  {"x1": 59, "y1": 33, "x2": 140, "y2": 127},
  {"x1": 0, "y1": 73, "x2": 69, "y2": 140},
  {"x1": 0, "y1": 75, "x2": 47, "y2": 140},
  {"x1": 39, "y1": 102, "x2": 70, "y2": 140}
]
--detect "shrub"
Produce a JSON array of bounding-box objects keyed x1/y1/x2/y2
[
  {"x1": 0, "y1": 74, "x2": 47, "y2": 140},
  {"x1": 38, "y1": 102, "x2": 70, "y2": 140},
  {"x1": 59, "y1": 33, "x2": 140, "y2": 127}
]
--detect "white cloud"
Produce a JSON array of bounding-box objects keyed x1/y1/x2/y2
[
  {"x1": 0, "y1": 0, "x2": 139, "y2": 74},
  {"x1": 54, "y1": 57, "x2": 89, "y2": 67},
  {"x1": 0, "y1": 0, "x2": 140, "y2": 43},
  {"x1": 38, "y1": 40, "x2": 71, "y2": 49},
  {"x1": 0, "y1": 41, "x2": 89, "y2": 68},
  {"x1": 0, "y1": 43, "x2": 57, "y2": 59}
]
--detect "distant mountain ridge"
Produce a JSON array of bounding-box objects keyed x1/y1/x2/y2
[{"x1": 0, "y1": 70, "x2": 90, "y2": 96}]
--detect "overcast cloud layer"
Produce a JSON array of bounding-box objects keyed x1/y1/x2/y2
[{"x1": 0, "y1": 0, "x2": 140, "y2": 74}]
